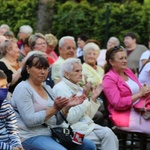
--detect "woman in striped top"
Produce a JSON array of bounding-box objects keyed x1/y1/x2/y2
[{"x1": 0, "y1": 70, "x2": 23, "y2": 150}]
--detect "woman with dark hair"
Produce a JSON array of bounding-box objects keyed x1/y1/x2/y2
[
  {"x1": 102, "y1": 46, "x2": 150, "y2": 133},
  {"x1": 11, "y1": 54, "x2": 96, "y2": 150},
  {"x1": 77, "y1": 34, "x2": 88, "y2": 63}
]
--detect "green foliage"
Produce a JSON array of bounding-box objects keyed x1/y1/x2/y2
[
  {"x1": 144, "y1": 0, "x2": 150, "y2": 5},
  {"x1": 52, "y1": 1, "x2": 101, "y2": 42},
  {"x1": 0, "y1": 0, "x2": 38, "y2": 36},
  {"x1": 0, "y1": 0, "x2": 149, "y2": 48},
  {"x1": 52, "y1": 1, "x2": 150, "y2": 48}
]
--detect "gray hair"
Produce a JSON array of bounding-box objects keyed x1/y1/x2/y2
[
  {"x1": 28, "y1": 33, "x2": 45, "y2": 50},
  {"x1": 20, "y1": 25, "x2": 33, "y2": 35},
  {"x1": 59, "y1": 36, "x2": 75, "y2": 47},
  {"x1": 83, "y1": 42, "x2": 100, "y2": 56},
  {"x1": 23, "y1": 50, "x2": 46, "y2": 63},
  {"x1": 108, "y1": 37, "x2": 120, "y2": 46},
  {"x1": 60, "y1": 58, "x2": 81, "y2": 78},
  {"x1": 0, "y1": 24, "x2": 10, "y2": 30}
]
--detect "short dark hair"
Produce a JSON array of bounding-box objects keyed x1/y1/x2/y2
[
  {"x1": 77, "y1": 34, "x2": 88, "y2": 42},
  {"x1": 0, "y1": 70, "x2": 7, "y2": 79},
  {"x1": 23, "y1": 37, "x2": 29, "y2": 46},
  {"x1": 21, "y1": 54, "x2": 49, "y2": 80},
  {"x1": 85, "y1": 39, "x2": 100, "y2": 47},
  {"x1": 124, "y1": 32, "x2": 137, "y2": 39}
]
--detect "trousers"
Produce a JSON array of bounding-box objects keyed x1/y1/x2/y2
[{"x1": 22, "y1": 135, "x2": 97, "y2": 150}]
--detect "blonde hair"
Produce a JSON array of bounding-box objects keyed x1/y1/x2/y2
[
  {"x1": 83, "y1": 42, "x2": 100, "y2": 56},
  {"x1": 28, "y1": 33, "x2": 45, "y2": 50},
  {"x1": 45, "y1": 33, "x2": 58, "y2": 46}
]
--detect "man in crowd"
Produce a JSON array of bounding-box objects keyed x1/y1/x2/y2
[{"x1": 51, "y1": 36, "x2": 76, "y2": 84}]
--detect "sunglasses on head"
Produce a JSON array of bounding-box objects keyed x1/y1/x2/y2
[
  {"x1": 107, "y1": 46, "x2": 124, "y2": 59},
  {"x1": 112, "y1": 46, "x2": 124, "y2": 51}
]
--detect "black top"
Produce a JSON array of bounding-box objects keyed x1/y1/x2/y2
[
  {"x1": 0, "y1": 61, "x2": 22, "y2": 93},
  {"x1": 78, "y1": 55, "x2": 84, "y2": 64}
]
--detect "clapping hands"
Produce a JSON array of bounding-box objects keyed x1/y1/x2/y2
[
  {"x1": 54, "y1": 94, "x2": 87, "y2": 115},
  {"x1": 67, "y1": 94, "x2": 87, "y2": 107},
  {"x1": 83, "y1": 82, "x2": 103, "y2": 102},
  {"x1": 83, "y1": 82, "x2": 92, "y2": 97},
  {"x1": 54, "y1": 96, "x2": 69, "y2": 110},
  {"x1": 91, "y1": 84, "x2": 103, "y2": 102}
]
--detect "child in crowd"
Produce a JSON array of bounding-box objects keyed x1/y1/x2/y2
[{"x1": 0, "y1": 70, "x2": 23, "y2": 150}]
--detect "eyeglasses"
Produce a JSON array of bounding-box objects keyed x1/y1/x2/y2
[
  {"x1": 35, "y1": 42, "x2": 47, "y2": 46},
  {"x1": 112, "y1": 45, "x2": 124, "y2": 51},
  {"x1": 63, "y1": 46, "x2": 76, "y2": 51}
]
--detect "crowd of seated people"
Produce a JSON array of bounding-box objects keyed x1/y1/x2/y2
[{"x1": 1, "y1": 23, "x2": 150, "y2": 150}]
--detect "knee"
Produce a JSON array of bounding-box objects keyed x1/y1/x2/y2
[
  {"x1": 83, "y1": 138, "x2": 97, "y2": 150},
  {"x1": 103, "y1": 127, "x2": 116, "y2": 138}
]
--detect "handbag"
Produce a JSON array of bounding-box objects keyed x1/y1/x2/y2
[
  {"x1": 50, "y1": 112, "x2": 78, "y2": 148},
  {"x1": 43, "y1": 86, "x2": 80, "y2": 148},
  {"x1": 133, "y1": 95, "x2": 150, "y2": 120}
]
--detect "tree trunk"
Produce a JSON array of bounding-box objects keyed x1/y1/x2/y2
[{"x1": 36, "y1": 0, "x2": 56, "y2": 34}]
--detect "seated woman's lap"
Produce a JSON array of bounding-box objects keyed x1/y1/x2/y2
[
  {"x1": 117, "y1": 108, "x2": 150, "y2": 134},
  {"x1": 22, "y1": 135, "x2": 67, "y2": 150},
  {"x1": 72, "y1": 138, "x2": 97, "y2": 150},
  {"x1": 22, "y1": 135, "x2": 96, "y2": 150}
]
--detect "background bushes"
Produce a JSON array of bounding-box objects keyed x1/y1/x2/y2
[
  {"x1": 52, "y1": 1, "x2": 150, "y2": 48},
  {"x1": 0, "y1": 0, "x2": 149, "y2": 48},
  {"x1": 0, "y1": 0, "x2": 38, "y2": 36}
]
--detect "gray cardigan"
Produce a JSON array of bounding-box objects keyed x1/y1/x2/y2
[{"x1": 11, "y1": 80, "x2": 64, "y2": 142}]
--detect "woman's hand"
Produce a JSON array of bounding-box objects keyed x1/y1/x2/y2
[
  {"x1": 12, "y1": 146, "x2": 24, "y2": 150},
  {"x1": 91, "y1": 84, "x2": 103, "y2": 102},
  {"x1": 140, "y1": 84, "x2": 150, "y2": 97},
  {"x1": 68, "y1": 94, "x2": 86, "y2": 107},
  {"x1": 53, "y1": 96, "x2": 69, "y2": 110},
  {"x1": 45, "y1": 96, "x2": 69, "y2": 121},
  {"x1": 62, "y1": 94, "x2": 87, "y2": 115},
  {"x1": 83, "y1": 82, "x2": 92, "y2": 97}
]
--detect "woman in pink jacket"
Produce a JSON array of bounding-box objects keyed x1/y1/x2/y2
[{"x1": 102, "y1": 46, "x2": 150, "y2": 133}]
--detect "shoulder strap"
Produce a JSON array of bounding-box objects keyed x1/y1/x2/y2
[
  {"x1": 43, "y1": 86, "x2": 54, "y2": 101},
  {"x1": 60, "y1": 111, "x2": 74, "y2": 135}
]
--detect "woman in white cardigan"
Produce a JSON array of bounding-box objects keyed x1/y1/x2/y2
[{"x1": 53, "y1": 58, "x2": 119, "y2": 150}]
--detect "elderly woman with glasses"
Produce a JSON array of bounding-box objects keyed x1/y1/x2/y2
[
  {"x1": 102, "y1": 46, "x2": 150, "y2": 133},
  {"x1": 28, "y1": 33, "x2": 54, "y2": 65}
]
